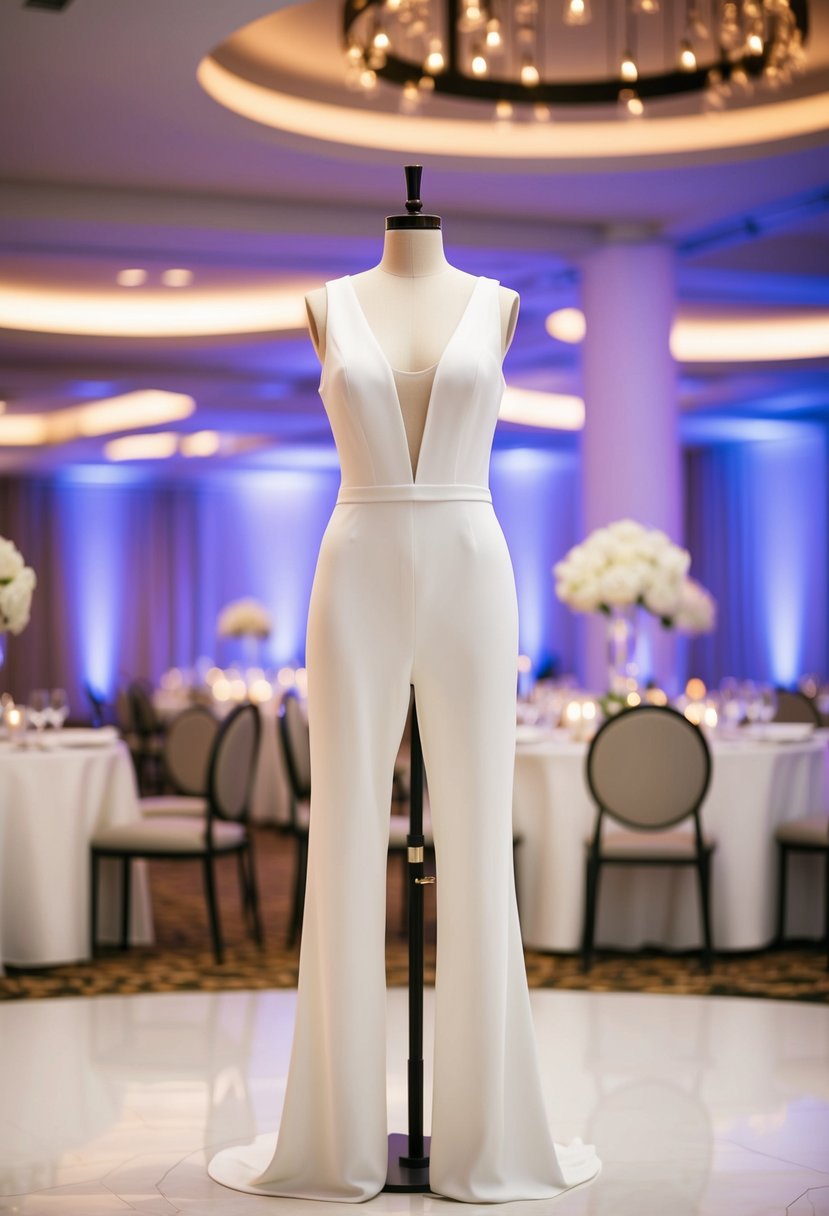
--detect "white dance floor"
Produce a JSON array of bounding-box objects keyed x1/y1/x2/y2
[{"x1": 1, "y1": 987, "x2": 827, "y2": 1215}]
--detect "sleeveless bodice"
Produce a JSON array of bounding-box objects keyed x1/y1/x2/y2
[{"x1": 319, "y1": 275, "x2": 505, "y2": 495}]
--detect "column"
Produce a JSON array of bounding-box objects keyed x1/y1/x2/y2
[{"x1": 579, "y1": 235, "x2": 681, "y2": 692}]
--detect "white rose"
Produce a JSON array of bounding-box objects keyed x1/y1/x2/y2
[
  {"x1": 0, "y1": 538, "x2": 24, "y2": 582},
  {"x1": 599, "y1": 565, "x2": 641, "y2": 607},
  {"x1": 644, "y1": 575, "x2": 681, "y2": 619},
  {"x1": 661, "y1": 546, "x2": 691, "y2": 578},
  {"x1": 608, "y1": 519, "x2": 646, "y2": 544},
  {"x1": 675, "y1": 579, "x2": 716, "y2": 635},
  {"x1": 568, "y1": 578, "x2": 603, "y2": 612},
  {"x1": 0, "y1": 568, "x2": 36, "y2": 634},
  {"x1": 584, "y1": 527, "x2": 615, "y2": 559}
]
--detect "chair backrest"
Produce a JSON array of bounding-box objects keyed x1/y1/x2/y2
[
  {"x1": 207, "y1": 702, "x2": 260, "y2": 823},
  {"x1": 115, "y1": 686, "x2": 136, "y2": 733},
  {"x1": 586, "y1": 705, "x2": 711, "y2": 832},
  {"x1": 280, "y1": 691, "x2": 311, "y2": 803},
  {"x1": 773, "y1": 688, "x2": 820, "y2": 726},
  {"x1": 129, "y1": 680, "x2": 162, "y2": 736},
  {"x1": 164, "y1": 706, "x2": 219, "y2": 796}
]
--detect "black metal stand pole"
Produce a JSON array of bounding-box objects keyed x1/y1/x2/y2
[{"x1": 384, "y1": 690, "x2": 432, "y2": 1193}]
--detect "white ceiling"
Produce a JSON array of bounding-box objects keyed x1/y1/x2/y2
[{"x1": 0, "y1": 0, "x2": 827, "y2": 474}]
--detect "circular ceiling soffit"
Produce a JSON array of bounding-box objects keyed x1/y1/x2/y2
[{"x1": 197, "y1": 0, "x2": 829, "y2": 167}]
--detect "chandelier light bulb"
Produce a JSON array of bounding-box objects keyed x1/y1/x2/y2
[
  {"x1": 485, "y1": 18, "x2": 502, "y2": 47},
  {"x1": 359, "y1": 67, "x2": 377, "y2": 90},
  {"x1": 471, "y1": 47, "x2": 488, "y2": 75},
  {"x1": 117, "y1": 269, "x2": 147, "y2": 287},
  {"x1": 424, "y1": 38, "x2": 446, "y2": 73},
  {"x1": 346, "y1": 42, "x2": 363, "y2": 63},
  {"x1": 418, "y1": 73, "x2": 436, "y2": 92},
  {"x1": 632, "y1": 0, "x2": 659, "y2": 12},
  {"x1": 620, "y1": 50, "x2": 638, "y2": 81},
  {"x1": 563, "y1": 0, "x2": 590, "y2": 25},
  {"x1": 618, "y1": 87, "x2": 644, "y2": 115},
  {"x1": 495, "y1": 98, "x2": 514, "y2": 119},
  {"x1": 466, "y1": 1, "x2": 482, "y2": 20},
  {"x1": 520, "y1": 59, "x2": 540, "y2": 87},
  {"x1": 679, "y1": 39, "x2": 697, "y2": 71},
  {"x1": 533, "y1": 102, "x2": 551, "y2": 121},
  {"x1": 372, "y1": 27, "x2": 391, "y2": 49},
  {"x1": 401, "y1": 79, "x2": 421, "y2": 111},
  {"x1": 385, "y1": 0, "x2": 402, "y2": 9},
  {"x1": 747, "y1": 30, "x2": 764, "y2": 55}
]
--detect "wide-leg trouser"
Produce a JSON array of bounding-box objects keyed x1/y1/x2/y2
[{"x1": 208, "y1": 494, "x2": 600, "y2": 1202}]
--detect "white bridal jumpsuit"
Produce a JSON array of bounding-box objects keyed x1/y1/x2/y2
[{"x1": 208, "y1": 275, "x2": 600, "y2": 1202}]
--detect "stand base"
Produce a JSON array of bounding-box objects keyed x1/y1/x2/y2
[{"x1": 383, "y1": 1132, "x2": 431, "y2": 1193}]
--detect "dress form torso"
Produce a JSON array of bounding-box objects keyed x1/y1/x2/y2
[{"x1": 305, "y1": 230, "x2": 518, "y2": 479}]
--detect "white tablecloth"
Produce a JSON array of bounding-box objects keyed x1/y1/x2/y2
[
  {"x1": 0, "y1": 737, "x2": 153, "y2": 968},
  {"x1": 513, "y1": 731, "x2": 828, "y2": 952}
]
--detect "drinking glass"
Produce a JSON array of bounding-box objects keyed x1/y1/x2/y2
[
  {"x1": 48, "y1": 688, "x2": 70, "y2": 729},
  {"x1": 719, "y1": 677, "x2": 745, "y2": 732},
  {"x1": 28, "y1": 689, "x2": 49, "y2": 735},
  {"x1": 740, "y1": 680, "x2": 761, "y2": 725},
  {"x1": 757, "y1": 684, "x2": 778, "y2": 727}
]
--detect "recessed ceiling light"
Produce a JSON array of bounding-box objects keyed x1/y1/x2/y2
[
  {"x1": 104, "y1": 433, "x2": 179, "y2": 462},
  {"x1": 161, "y1": 269, "x2": 194, "y2": 287},
  {"x1": 117, "y1": 269, "x2": 148, "y2": 287}
]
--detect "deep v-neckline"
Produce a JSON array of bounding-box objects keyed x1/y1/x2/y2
[{"x1": 344, "y1": 274, "x2": 485, "y2": 484}]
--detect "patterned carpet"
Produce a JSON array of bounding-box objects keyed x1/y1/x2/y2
[{"x1": 2, "y1": 827, "x2": 827, "y2": 1002}]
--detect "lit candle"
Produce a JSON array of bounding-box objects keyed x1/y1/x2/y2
[{"x1": 5, "y1": 706, "x2": 25, "y2": 742}]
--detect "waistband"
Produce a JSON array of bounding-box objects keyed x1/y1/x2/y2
[{"x1": 336, "y1": 484, "x2": 492, "y2": 504}]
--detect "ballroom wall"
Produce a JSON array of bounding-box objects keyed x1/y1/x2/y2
[{"x1": 1, "y1": 421, "x2": 826, "y2": 714}]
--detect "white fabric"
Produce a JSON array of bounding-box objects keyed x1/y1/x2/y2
[
  {"x1": 0, "y1": 739, "x2": 153, "y2": 968},
  {"x1": 139, "y1": 794, "x2": 206, "y2": 817},
  {"x1": 209, "y1": 275, "x2": 600, "y2": 1202},
  {"x1": 514, "y1": 732, "x2": 828, "y2": 951}
]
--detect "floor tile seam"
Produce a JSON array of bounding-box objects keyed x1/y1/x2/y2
[{"x1": 719, "y1": 1137, "x2": 829, "y2": 1176}]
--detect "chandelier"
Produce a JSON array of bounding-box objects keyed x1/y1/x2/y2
[{"x1": 342, "y1": 0, "x2": 809, "y2": 118}]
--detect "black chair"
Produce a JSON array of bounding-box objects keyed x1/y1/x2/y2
[
  {"x1": 278, "y1": 690, "x2": 435, "y2": 946},
  {"x1": 140, "y1": 705, "x2": 220, "y2": 818},
  {"x1": 91, "y1": 702, "x2": 263, "y2": 964},
  {"x1": 773, "y1": 688, "x2": 821, "y2": 727},
  {"x1": 775, "y1": 817, "x2": 829, "y2": 968},
  {"x1": 582, "y1": 704, "x2": 715, "y2": 971}
]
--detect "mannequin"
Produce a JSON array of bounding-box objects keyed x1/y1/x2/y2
[
  {"x1": 305, "y1": 227, "x2": 518, "y2": 479},
  {"x1": 208, "y1": 177, "x2": 600, "y2": 1205}
]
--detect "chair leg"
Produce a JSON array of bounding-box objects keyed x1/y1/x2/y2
[
  {"x1": 244, "y1": 841, "x2": 264, "y2": 948},
  {"x1": 237, "y1": 851, "x2": 252, "y2": 928},
  {"x1": 824, "y1": 849, "x2": 829, "y2": 971},
  {"x1": 581, "y1": 856, "x2": 599, "y2": 972},
  {"x1": 696, "y1": 853, "x2": 714, "y2": 973},
  {"x1": 203, "y1": 857, "x2": 224, "y2": 965},
  {"x1": 776, "y1": 843, "x2": 788, "y2": 946},
  {"x1": 90, "y1": 851, "x2": 99, "y2": 957},
  {"x1": 289, "y1": 835, "x2": 308, "y2": 948},
  {"x1": 120, "y1": 857, "x2": 131, "y2": 950}
]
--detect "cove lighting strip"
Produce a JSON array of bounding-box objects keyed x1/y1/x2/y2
[
  {"x1": 0, "y1": 285, "x2": 311, "y2": 337},
  {"x1": 546, "y1": 307, "x2": 829, "y2": 362},
  {"x1": 0, "y1": 391, "x2": 195, "y2": 447},
  {"x1": 500, "y1": 386, "x2": 584, "y2": 430}
]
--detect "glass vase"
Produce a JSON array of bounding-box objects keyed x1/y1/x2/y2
[{"x1": 606, "y1": 605, "x2": 640, "y2": 696}]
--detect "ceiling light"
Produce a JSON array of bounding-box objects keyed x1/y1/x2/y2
[
  {"x1": 0, "y1": 282, "x2": 310, "y2": 337},
  {"x1": 341, "y1": 0, "x2": 808, "y2": 115},
  {"x1": 72, "y1": 390, "x2": 195, "y2": 437},
  {"x1": 620, "y1": 50, "x2": 638, "y2": 82},
  {"x1": 563, "y1": 0, "x2": 591, "y2": 26},
  {"x1": 117, "y1": 269, "x2": 147, "y2": 287},
  {"x1": 104, "y1": 433, "x2": 179, "y2": 462},
  {"x1": 499, "y1": 387, "x2": 585, "y2": 431},
  {"x1": 0, "y1": 391, "x2": 195, "y2": 448},
  {"x1": 161, "y1": 269, "x2": 194, "y2": 287},
  {"x1": 180, "y1": 430, "x2": 221, "y2": 458},
  {"x1": 545, "y1": 306, "x2": 829, "y2": 362},
  {"x1": 678, "y1": 39, "x2": 697, "y2": 71}
]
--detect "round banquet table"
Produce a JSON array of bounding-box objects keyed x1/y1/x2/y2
[
  {"x1": 0, "y1": 734, "x2": 153, "y2": 970},
  {"x1": 512, "y1": 729, "x2": 828, "y2": 952}
]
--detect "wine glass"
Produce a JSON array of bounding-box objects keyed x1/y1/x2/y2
[
  {"x1": 28, "y1": 689, "x2": 49, "y2": 738},
  {"x1": 757, "y1": 685, "x2": 778, "y2": 733},
  {"x1": 48, "y1": 688, "x2": 69, "y2": 729},
  {"x1": 719, "y1": 677, "x2": 745, "y2": 734},
  {"x1": 740, "y1": 680, "x2": 761, "y2": 727}
]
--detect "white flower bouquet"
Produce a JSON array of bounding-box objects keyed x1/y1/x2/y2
[
  {"x1": 0, "y1": 537, "x2": 37, "y2": 635},
  {"x1": 217, "y1": 597, "x2": 273, "y2": 640},
  {"x1": 554, "y1": 519, "x2": 715, "y2": 636}
]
